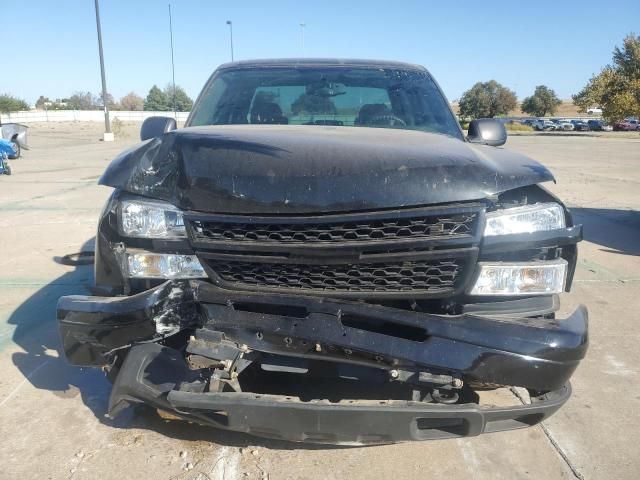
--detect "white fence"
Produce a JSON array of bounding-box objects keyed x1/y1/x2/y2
[
  {"x1": 2, "y1": 109, "x2": 601, "y2": 125},
  {"x1": 0, "y1": 110, "x2": 190, "y2": 124}
]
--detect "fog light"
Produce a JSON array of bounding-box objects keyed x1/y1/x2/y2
[
  {"x1": 468, "y1": 259, "x2": 567, "y2": 296},
  {"x1": 126, "y1": 253, "x2": 206, "y2": 279}
]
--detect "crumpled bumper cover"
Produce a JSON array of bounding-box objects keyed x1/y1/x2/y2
[
  {"x1": 57, "y1": 280, "x2": 588, "y2": 444},
  {"x1": 58, "y1": 280, "x2": 588, "y2": 391},
  {"x1": 109, "y1": 342, "x2": 571, "y2": 444}
]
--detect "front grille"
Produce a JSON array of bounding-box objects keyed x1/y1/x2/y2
[
  {"x1": 206, "y1": 258, "x2": 464, "y2": 293},
  {"x1": 190, "y1": 212, "x2": 477, "y2": 245},
  {"x1": 189, "y1": 204, "x2": 483, "y2": 298}
]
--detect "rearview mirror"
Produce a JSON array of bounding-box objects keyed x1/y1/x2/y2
[
  {"x1": 306, "y1": 81, "x2": 346, "y2": 97},
  {"x1": 140, "y1": 116, "x2": 177, "y2": 141},
  {"x1": 467, "y1": 119, "x2": 507, "y2": 146}
]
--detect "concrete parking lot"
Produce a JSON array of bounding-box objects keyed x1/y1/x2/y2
[{"x1": 0, "y1": 123, "x2": 638, "y2": 479}]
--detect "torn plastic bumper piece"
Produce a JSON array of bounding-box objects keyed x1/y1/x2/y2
[
  {"x1": 57, "y1": 280, "x2": 587, "y2": 443},
  {"x1": 109, "y1": 343, "x2": 571, "y2": 444},
  {"x1": 194, "y1": 282, "x2": 588, "y2": 392},
  {"x1": 57, "y1": 280, "x2": 588, "y2": 392},
  {"x1": 57, "y1": 281, "x2": 197, "y2": 366}
]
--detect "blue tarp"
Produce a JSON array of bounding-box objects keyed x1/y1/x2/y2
[{"x1": 0, "y1": 138, "x2": 15, "y2": 156}]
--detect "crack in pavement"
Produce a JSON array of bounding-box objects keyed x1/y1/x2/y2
[
  {"x1": 538, "y1": 423, "x2": 586, "y2": 480},
  {"x1": 0, "y1": 358, "x2": 53, "y2": 408},
  {"x1": 510, "y1": 388, "x2": 585, "y2": 480}
]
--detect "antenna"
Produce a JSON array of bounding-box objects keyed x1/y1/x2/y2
[{"x1": 168, "y1": 3, "x2": 177, "y2": 118}]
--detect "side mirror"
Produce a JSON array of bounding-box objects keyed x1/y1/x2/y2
[
  {"x1": 140, "y1": 116, "x2": 177, "y2": 141},
  {"x1": 467, "y1": 119, "x2": 507, "y2": 146}
]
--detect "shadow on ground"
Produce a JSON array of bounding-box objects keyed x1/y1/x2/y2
[
  {"x1": 8, "y1": 237, "x2": 342, "y2": 451},
  {"x1": 571, "y1": 207, "x2": 640, "y2": 256}
]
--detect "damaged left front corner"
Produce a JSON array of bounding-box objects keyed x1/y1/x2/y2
[{"x1": 57, "y1": 280, "x2": 199, "y2": 367}]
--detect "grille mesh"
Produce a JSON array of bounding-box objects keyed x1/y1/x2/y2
[
  {"x1": 190, "y1": 213, "x2": 476, "y2": 244},
  {"x1": 207, "y1": 259, "x2": 463, "y2": 293}
]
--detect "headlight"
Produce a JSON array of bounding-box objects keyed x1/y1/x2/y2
[
  {"x1": 484, "y1": 203, "x2": 565, "y2": 237},
  {"x1": 126, "y1": 253, "x2": 206, "y2": 279},
  {"x1": 119, "y1": 199, "x2": 186, "y2": 238},
  {"x1": 468, "y1": 259, "x2": 567, "y2": 296}
]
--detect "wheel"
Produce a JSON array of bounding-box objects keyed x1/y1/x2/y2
[{"x1": 8, "y1": 140, "x2": 20, "y2": 159}]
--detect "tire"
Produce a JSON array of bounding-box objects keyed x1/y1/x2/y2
[{"x1": 8, "y1": 140, "x2": 20, "y2": 159}]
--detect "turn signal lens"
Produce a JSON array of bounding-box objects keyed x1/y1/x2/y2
[
  {"x1": 126, "y1": 253, "x2": 206, "y2": 279},
  {"x1": 469, "y1": 259, "x2": 567, "y2": 296}
]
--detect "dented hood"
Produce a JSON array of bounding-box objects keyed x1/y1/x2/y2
[{"x1": 99, "y1": 125, "x2": 554, "y2": 214}]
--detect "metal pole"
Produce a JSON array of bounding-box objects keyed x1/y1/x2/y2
[
  {"x1": 300, "y1": 23, "x2": 306, "y2": 56},
  {"x1": 168, "y1": 4, "x2": 177, "y2": 118},
  {"x1": 94, "y1": 0, "x2": 111, "y2": 135},
  {"x1": 226, "y1": 21, "x2": 234, "y2": 61}
]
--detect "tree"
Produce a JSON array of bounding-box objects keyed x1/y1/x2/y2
[
  {"x1": 67, "y1": 91, "x2": 96, "y2": 110},
  {"x1": 98, "y1": 91, "x2": 120, "y2": 110},
  {"x1": 521, "y1": 86, "x2": 562, "y2": 117},
  {"x1": 144, "y1": 85, "x2": 170, "y2": 111},
  {"x1": 120, "y1": 92, "x2": 144, "y2": 111},
  {"x1": 35, "y1": 95, "x2": 50, "y2": 110},
  {"x1": 291, "y1": 94, "x2": 337, "y2": 115},
  {"x1": 163, "y1": 84, "x2": 193, "y2": 112},
  {"x1": 613, "y1": 33, "x2": 640, "y2": 79},
  {"x1": 0, "y1": 94, "x2": 29, "y2": 113},
  {"x1": 573, "y1": 34, "x2": 640, "y2": 122},
  {"x1": 458, "y1": 80, "x2": 517, "y2": 119}
]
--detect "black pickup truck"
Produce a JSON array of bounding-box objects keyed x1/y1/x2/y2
[{"x1": 57, "y1": 59, "x2": 587, "y2": 444}]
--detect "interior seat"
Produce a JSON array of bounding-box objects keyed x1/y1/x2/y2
[
  {"x1": 250, "y1": 102, "x2": 288, "y2": 124},
  {"x1": 355, "y1": 104, "x2": 392, "y2": 126}
]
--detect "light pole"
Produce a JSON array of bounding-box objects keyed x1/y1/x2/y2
[
  {"x1": 168, "y1": 3, "x2": 177, "y2": 118},
  {"x1": 300, "y1": 22, "x2": 306, "y2": 56},
  {"x1": 94, "y1": 0, "x2": 112, "y2": 141},
  {"x1": 226, "y1": 20, "x2": 234, "y2": 61}
]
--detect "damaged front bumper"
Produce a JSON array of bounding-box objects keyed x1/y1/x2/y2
[
  {"x1": 57, "y1": 280, "x2": 588, "y2": 444},
  {"x1": 110, "y1": 343, "x2": 572, "y2": 444}
]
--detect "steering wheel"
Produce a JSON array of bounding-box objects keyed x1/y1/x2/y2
[{"x1": 368, "y1": 114, "x2": 407, "y2": 127}]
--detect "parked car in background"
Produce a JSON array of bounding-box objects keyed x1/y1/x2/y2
[
  {"x1": 571, "y1": 120, "x2": 590, "y2": 131},
  {"x1": 614, "y1": 118, "x2": 640, "y2": 131},
  {"x1": 586, "y1": 108, "x2": 603, "y2": 115},
  {"x1": 587, "y1": 120, "x2": 613, "y2": 131},
  {"x1": 533, "y1": 119, "x2": 556, "y2": 131},
  {"x1": 0, "y1": 123, "x2": 28, "y2": 159},
  {"x1": 552, "y1": 119, "x2": 574, "y2": 131},
  {"x1": 0, "y1": 139, "x2": 15, "y2": 175},
  {"x1": 521, "y1": 118, "x2": 537, "y2": 126}
]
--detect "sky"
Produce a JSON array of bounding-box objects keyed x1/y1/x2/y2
[{"x1": 6, "y1": 0, "x2": 640, "y2": 106}]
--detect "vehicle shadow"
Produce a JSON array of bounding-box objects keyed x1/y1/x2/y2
[
  {"x1": 570, "y1": 207, "x2": 640, "y2": 256},
  {"x1": 8, "y1": 238, "x2": 344, "y2": 451}
]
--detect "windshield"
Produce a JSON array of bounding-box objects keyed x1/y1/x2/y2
[{"x1": 187, "y1": 66, "x2": 462, "y2": 139}]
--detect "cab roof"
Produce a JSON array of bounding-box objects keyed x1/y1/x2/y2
[{"x1": 216, "y1": 58, "x2": 427, "y2": 71}]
